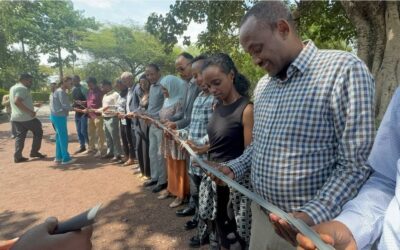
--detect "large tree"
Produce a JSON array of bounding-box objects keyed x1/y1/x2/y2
[
  {"x1": 80, "y1": 25, "x2": 177, "y2": 79},
  {"x1": 146, "y1": 0, "x2": 398, "y2": 123},
  {"x1": 36, "y1": 0, "x2": 97, "y2": 79},
  {"x1": 0, "y1": 1, "x2": 43, "y2": 88},
  {"x1": 0, "y1": 0, "x2": 97, "y2": 87},
  {"x1": 339, "y1": 1, "x2": 400, "y2": 123}
]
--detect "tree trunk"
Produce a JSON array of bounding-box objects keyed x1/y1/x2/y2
[
  {"x1": 341, "y1": 1, "x2": 400, "y2": 124},
  {"x1": 21, "y1": 38, "x2": 26, "y2": 57},
  {"x1": 57, "y1": 45, "x2": 63, "y2": 80}
]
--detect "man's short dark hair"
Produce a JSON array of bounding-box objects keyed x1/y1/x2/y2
[
  {"x1": 178, "y1": 52, "x2": 193, "y2": 61},
  {"x1": 178, "y1": 52, "x2": 194, "y2": 61},
  {"x1": 146, "y1": 63, "x2": 160, "y2": 72},
  {"x1": 191, "y1": 54, "x2": 208, "y2": 64},
  {"x1": 101, "y1": 79, "x2": 112, "y2": 86},
  {"x1": 19, "y1": 73, "x2": 33, "y2": 81},
  {"x1": 240, "y1": 1, "x2": 294, "y2": 29},
  {"x1": 73, "y1": 75, "x2": 80, "y2": 81},
  {"x1": 86, "y1": 77, "x2": 97, "y2": 85}
]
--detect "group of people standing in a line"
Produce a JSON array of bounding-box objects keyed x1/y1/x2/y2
[
  {"x1": 4, "y1": 1, "x2": 400, "y2": 250},
  {"x1": 6, "y1": 51, "x2": 255, "y2": 249}
]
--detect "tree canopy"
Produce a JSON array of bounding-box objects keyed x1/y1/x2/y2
[
  {"x1": 145, "y1": 0, "x2": 400, "y2": 123},
  {"x1": 0, "y1": 0, "x2": 97, "y2": 88},
  {"x1": 80, "y1": 25, "x2": 176, "y2": 79}
]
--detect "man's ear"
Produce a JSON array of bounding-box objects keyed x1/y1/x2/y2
[{"x1": 276, "y1": 19, "x2": 290, "y2": 39}]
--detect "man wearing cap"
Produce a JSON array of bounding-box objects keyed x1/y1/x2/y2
[{"x1": 9, "y1": 73, "x2": 46, "y2": 163}]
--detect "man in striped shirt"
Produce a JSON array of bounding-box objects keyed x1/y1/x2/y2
[{"x1": 217, "y1": 1, "x2": 376, "y2": 249}]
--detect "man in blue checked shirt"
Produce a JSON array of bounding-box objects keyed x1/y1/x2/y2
[
  {"x1": 215, "y1": 1, "x2": 375, "y2": 249},
  {"x1": 297, "y1": 88, "x2": 400, "y2": 250}
]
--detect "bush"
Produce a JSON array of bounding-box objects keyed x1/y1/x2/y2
[
  {"x1": 0, "y1": 88, "x2": 9, "y2": 111},
  {"x1": 31, "y1": 91, "x2": 51, "y2": 103}
]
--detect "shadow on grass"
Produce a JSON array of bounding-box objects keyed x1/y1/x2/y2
[{"x1": 0, "y1": 210, "x2": 41, "y2": 239}]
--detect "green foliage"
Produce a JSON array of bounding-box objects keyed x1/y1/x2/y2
[
  {"x1": 80, "y1": 25, "x2": 176, "y2": 79},
  {"x1": 146, "y1": 1, "x2": 254, "y2": 54},
  {"x1": 0, "y1": 0, "x2": 98, "y2": 87},
  {"x1": 31, "y1": 91, "x2": 50, "y2": 103},
  {"x1": 0, "y1": 50, "x2": 48, "y2": 90},
  {"x1": 79, "y1": 61, "x2": 122, "y2": 83},
  {"x1": 293, "y1": 1, "x2": 355, "y2": 50},
  {"x1": 145, "y1": 0, "x2": 356, "y2": 88},
  {"x1": 35, "y1": 0, "x2": 98, "y2": 77},
  {"x1": 145, "y1": 0, "x2": 263, "y2": 91}
]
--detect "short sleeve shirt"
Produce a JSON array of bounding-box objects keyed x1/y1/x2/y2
[{"x1": 10, "y1": 83, "x2": 34, "y2": 122}]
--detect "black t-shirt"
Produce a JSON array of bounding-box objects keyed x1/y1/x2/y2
[
  {"x1": 72, "y1": 85, "x2": 87, "y2": 117},
  {"x1": 207, "y1": 96, "x2": 249, "y2": 163}
]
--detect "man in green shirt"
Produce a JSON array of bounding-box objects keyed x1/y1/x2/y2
[{"x1": 10, "y1": 73, "x2": 46, "y2": 163}]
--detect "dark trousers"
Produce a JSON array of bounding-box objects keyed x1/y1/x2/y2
[
  {"x1": 189, "y1": 173, "x2": 202, "y2": 218},
  {"x1": 12, "y1": 118, "x2": 43, "y2": 160},
  {"x1": 137, "y1": 119, "x2": 151, "y2": 177},
  {"x1": 120, "y1": 119, "x2": 135, "y2": 160},
  {"x1": 75, "y1": 114, "x2": 88, "y2": 149},
  {"x1": 215, "y1": 185, "x2": 237, "y2": 249}
]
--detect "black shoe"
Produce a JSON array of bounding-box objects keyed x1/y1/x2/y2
[
  {"x1": 74, "y1": 147, "x2": 86, "y2": 154},
  {"x1": 143, "y1": 180, "x2": 157, "y2": 187},
  {"x1": 176, "y1": 207, "x2": 196, "y2": 217},
  {"x1": 152, "y1": 183, "x2": 167, "y2": 193},
  {"x1": 184, "y1": 219, "x2": 198, "y2": 230},
  {"x1": 29, "y1": 152, "x2": 46, "y2": 158},
  {"x1": 14, "y1": 157, "x2": 29, "y2": 163},
  {"x1": 189, "y1": 235, "x2": 209, "y2": 248}
]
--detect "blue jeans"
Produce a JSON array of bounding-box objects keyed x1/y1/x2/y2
[
  {"x1": 75, "y1": 114, "x2": 88, "y2": 149},
  {"x1": 50, "y1": 115, "x2": 71, "y2": 162}
]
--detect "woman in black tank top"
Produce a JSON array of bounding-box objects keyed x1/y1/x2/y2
[{"x1": 200, "y1": 53, "x2": 254, "y2": 249}]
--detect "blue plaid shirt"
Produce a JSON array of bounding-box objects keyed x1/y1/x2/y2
[
  {"x1": 183, "y1": 92, "x2": 214, "y2": 176},
  {"x1": 228, "y1": 41, "x2": 375, "y2": 224}
]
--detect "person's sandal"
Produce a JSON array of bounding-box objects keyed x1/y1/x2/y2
[
  {"x1": 169, "y1": 197, "x2": 183, "y2": 208},
  {"x1": 157, "y1": 191, "x2": 171, "y2": 200}
]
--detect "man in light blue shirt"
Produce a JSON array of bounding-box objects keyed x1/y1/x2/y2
[
  {"x1": 296, "y1": 88, "x2": 400, "y2": 250},
  {"x1": 142, "y1": 63, "x2": 166, "y2": 193}
]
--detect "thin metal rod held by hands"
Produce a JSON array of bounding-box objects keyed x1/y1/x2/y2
[{"x1": 139, "y1": 116, "x2": 334, "y2": 250}]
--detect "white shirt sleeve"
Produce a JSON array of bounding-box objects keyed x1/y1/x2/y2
[
  {"x1": 334, "y1": 171, "x2": 395, "y2": 250},
  {"x1": 378, "y1": 163, "x2": 400, "y2": 250}
]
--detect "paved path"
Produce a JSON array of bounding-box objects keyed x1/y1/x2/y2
[{"x1": 0, "y1": 108, "x2": 201, "y2": 249}]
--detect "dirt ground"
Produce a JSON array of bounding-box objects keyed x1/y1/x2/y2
[{"x1": 0, "y1": 109, "x2": 205, "y2": 249}]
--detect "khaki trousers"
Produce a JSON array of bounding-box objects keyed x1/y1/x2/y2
[
  {"x1": 249, "y1": 202, "x2": 296, "y2": 250},
  {"x1": 88, "y1": 116, "x2": 105, "y2": 152}
]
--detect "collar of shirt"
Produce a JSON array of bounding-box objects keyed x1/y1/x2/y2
[
  {"x1": 16, "y1": 82, "x2": 29, "y2": 90},
  {"x1": 272, "y1": 40, "x2": 317, "y2": 84},
  {"x1": 153, "y1": 78, "x2": 162, "y2": 86},
  {"x1": 199, "y1": 91, "x2": 210, "y2": 97}
]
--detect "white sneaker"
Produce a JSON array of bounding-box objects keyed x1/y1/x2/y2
[
  {"x1": 62, "y1": 158, "x2": 77, "y2": 165},
  {"x1": 54, "y1": 159, "x2": 61, "y2": 164},
  {"x1": 94, "y1": 151, "x2": 102, "y2": 158},
  {"x1": 83, "y1": 149, "x2": 95, "y2": 155}
]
